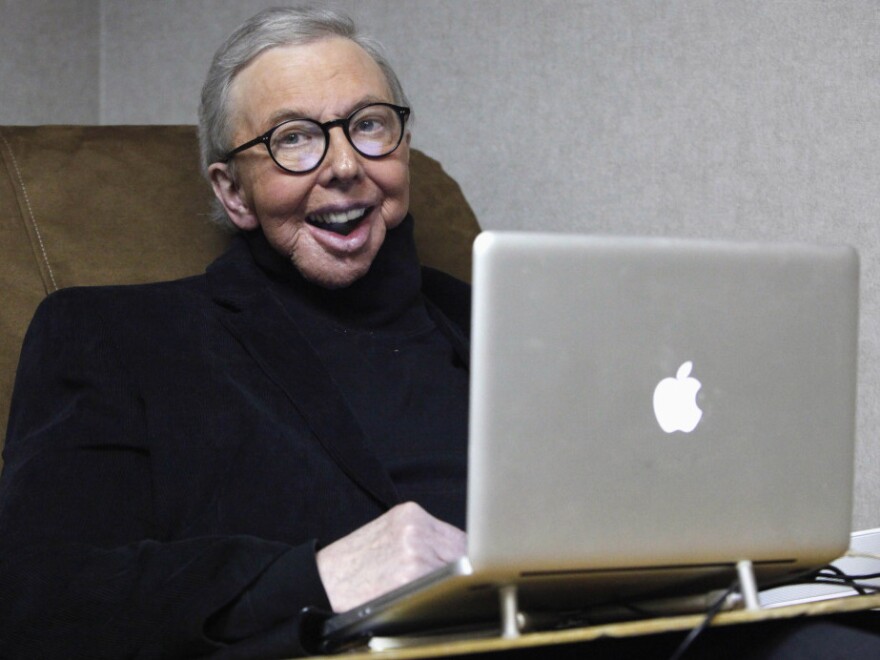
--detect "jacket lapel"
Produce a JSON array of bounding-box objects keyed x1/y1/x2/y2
[{"x1": 207, "y1": 239, "x2": 402, "y2": 510}]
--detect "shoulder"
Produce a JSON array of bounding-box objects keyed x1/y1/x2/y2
[
  {"x1": 32, "y1": 233, "x2": 256, "y2": 325},
  {"x1": 36, "y1": 274, "x2": 208, "y2": 322},
  {"x1": 23, "y1": 275, "x2": 213, "y2": 362}
]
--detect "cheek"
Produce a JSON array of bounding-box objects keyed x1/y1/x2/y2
[
  {"x1": 242, "y1": 162, "x2": 314, "y2": 214},
  {"x1": 250, "y1": 172, "x2": 313, "y2": 220},
  {"x1": 374, "y1": 160, "x2": 410, "y2": 209}
]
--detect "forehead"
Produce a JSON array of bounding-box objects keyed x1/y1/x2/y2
[{"x1": 228, "y1": 36, "x2": 393, "y2": 135}]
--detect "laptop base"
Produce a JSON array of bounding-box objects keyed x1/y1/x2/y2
[{"x1": 323, "y1": 557, "x2": 798, "y2": 648}]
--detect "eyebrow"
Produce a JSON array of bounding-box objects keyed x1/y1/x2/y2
[{"x1": 263, "y1": 95, "x2": 391, "y2": 129}]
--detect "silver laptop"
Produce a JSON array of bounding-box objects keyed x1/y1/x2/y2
[{"x1": 323, "y1": 231, "x2": 859, "y2": 646}]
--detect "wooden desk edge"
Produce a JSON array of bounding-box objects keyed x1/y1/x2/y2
[{"x1": 331, "y1": 594, "x2": 880, "y2": 659}]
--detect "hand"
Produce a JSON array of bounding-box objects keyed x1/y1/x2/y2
[{"x1": 315, "y1": 501, "x2": 467, "y2": 613}]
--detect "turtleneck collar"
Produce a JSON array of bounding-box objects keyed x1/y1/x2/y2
[{"x1": 244, "y1": 214, "x2": 426, "y2": 330}]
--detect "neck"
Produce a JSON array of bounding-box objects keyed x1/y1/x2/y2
[{"x1": 246, "y1": 215, "x2": 424, "y2": 329}]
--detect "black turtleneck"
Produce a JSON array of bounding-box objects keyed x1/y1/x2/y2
[{"x1": 244, "y1": 216, "x2": 468, "y2": 528}]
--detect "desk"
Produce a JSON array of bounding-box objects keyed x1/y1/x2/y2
[{"x1": 336, "y1": 594, "x2": 880, "y2": 658}]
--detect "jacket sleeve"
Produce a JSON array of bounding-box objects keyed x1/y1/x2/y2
[{"x1": 0, "y1": 291, "x2": 332, "y2": 658}]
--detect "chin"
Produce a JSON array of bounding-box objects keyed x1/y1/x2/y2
[{"x1": 291, "y1": 220, "x2": 391, "y2": 289}]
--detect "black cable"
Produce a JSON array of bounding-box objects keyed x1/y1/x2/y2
[
  {"x1": 761, "y1": 564, "x2": 880, "y2": 598},
  {"x1": 816, "y1": 565, "x2": 869, "y2": 595},
  {"x1": 667, "y1": 579, "x2": 739, "y2": 660},
  {"x1": 663, "y1": 563, "x2": 880, "y2": 660},
  {"x1": 818, "y1": 567, "x2": 880, "y2": 581},
  {"x1": 545, "y1": 565, "x2": 879, "y2": 652}
]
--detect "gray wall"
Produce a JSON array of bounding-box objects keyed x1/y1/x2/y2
[
  {"x1": 0, "y1": 0, "x2": 99, "y2": 123},
  {"x1": 3, "y1": 0, "x2": 879, "y2": 530}
]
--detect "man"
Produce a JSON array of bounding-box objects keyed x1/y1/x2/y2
[
  {"x1": 204, "y1": 10, "x2": 467, "y2": 616},
  {"x1": 0, "y1": 7, "x2": 467, "y2": 657}
]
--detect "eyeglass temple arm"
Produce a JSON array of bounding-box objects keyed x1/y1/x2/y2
[{"x1": 221, "y1": 134, "x2": 270, "y2": 163}]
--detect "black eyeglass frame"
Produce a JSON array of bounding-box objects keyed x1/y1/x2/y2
[{"x1": 219, "y1": 102, "x2": 411, "y2": 174}]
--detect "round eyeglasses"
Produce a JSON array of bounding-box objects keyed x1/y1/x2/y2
[{"x1": 220, "y1": 102, "x2": 410, "y2": 174}]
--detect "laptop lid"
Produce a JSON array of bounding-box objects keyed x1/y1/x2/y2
[{"x1": 467, "y1": 231, "x2": 858, "y2": 577}]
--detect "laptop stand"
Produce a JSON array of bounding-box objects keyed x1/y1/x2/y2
[
  {"x1": 496, "y1": 560, "x2": 763, "y2": 639},
  {"x1": 736, "y1": 559, "x2": 761, "y2": 611}
]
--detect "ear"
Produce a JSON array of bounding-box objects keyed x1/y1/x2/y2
[{"x1": 208, "y1": 162, "x2": 259, "y2": 231}]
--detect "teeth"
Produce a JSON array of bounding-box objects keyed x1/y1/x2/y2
[{"x1": 309, "y1": 208, "x2": 367, "y2": 225}]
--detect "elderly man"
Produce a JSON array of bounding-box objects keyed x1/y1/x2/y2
[{"x1": 0, "y1": 7, "x2": 467, "y2": 657}]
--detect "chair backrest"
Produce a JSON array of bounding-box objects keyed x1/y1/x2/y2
[{"x1": 0, "y1": 125, "x2": 481, "y2": 462}]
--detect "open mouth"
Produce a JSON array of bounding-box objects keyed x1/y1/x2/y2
[{"x1": 306, "y1": 207, "x2": 371, "y2": 236}]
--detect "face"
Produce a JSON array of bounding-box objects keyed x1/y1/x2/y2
[{"x1": 208, "y1": 37, "x2": 410, "y2": 289}]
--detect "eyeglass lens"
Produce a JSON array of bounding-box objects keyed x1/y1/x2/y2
[{"x1": 269, "y1": 104, "x2": 404, "y2": 173}]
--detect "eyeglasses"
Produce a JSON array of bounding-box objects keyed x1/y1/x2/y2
[{"x1": 220, "y1": 102, "x2": 410, "y2": 174}]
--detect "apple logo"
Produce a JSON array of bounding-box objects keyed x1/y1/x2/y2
[{"x1": 652, "y1": 361, "x2": 703, "y2": 433}]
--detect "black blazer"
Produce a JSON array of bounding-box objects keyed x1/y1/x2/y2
[{"x1": 0, "y1": 234, "x2": 470, "y2": 658}]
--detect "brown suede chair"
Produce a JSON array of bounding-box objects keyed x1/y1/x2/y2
[{"x1": 0, "y1": 125, "x2": 480, "y2": 466}]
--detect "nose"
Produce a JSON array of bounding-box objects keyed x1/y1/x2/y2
[{"x1": 319, "y1": 125, "x2": 362, "y2": 184}]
